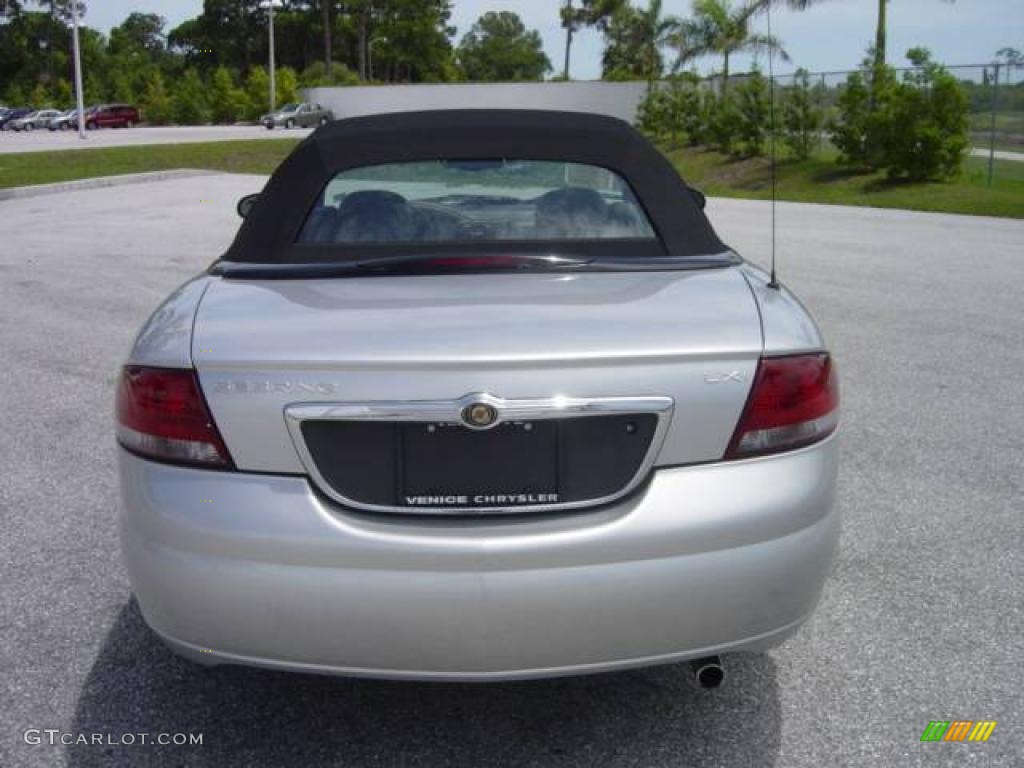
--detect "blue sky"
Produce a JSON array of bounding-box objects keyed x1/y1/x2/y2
[{"x1": 82, "y1": 0, "x2": 1022, "y2": 78}]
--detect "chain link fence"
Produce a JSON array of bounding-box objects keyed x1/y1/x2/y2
[
  {"x1": 805, "y1": 64, "x2": 1023, "y2": 184},
  {"x1": 673, "y1": 63, "x2": 1024, "y2": 185},
  {"x1": 957, "y1": 63, "x2": 1024, "y2": 182}
]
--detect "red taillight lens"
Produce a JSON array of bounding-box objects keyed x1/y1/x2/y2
[
  {"x1": 725, "y1": 353, "x2": 839, "y2": 459},
  {"x1": 116, "y1": 366, "x2": 233, "y2": 468}
]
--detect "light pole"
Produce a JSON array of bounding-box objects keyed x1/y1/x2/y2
[
  {"x1": 39, "y1": 38, "x2": 50, "y2": 89},
  {"x1": 70, "y1": 1, "x2": 86, "y2": 139},
  {"x1": 368, "y1": 36, "x2": 387, "y2": 82},
  {"x1": 260, "y1": 0, "x2": 282, "y2": 113}
]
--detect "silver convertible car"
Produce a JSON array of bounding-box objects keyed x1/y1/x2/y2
[{"x1": 117, "y1": 110, "x2": 839, "y2": 684}]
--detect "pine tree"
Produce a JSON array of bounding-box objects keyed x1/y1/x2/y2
[
  {"x1": 782, "y1": 68, "x2": 823, "y2": 160},
  {"x1": 209, "y1": 66, "x2": 246, "y2": 123},
  {"x1": 141, "y1": 69, "x2": 173, "y2": 124},
  {"x1": 55, "y1": 78, "x2": 74, "y2": 108},
  {"x1": 110, "y1": 71, "x2": 135, "y2": 104},
  {"x1": 244, "y1": 66, "x2": 270, "y2": 121},
  {"x1": 172, "y1": 68, "x2": 209, "y2": 125},
  {"x1": 277, "y1": 67, "x2": 299, "y2": 105},
  {"x1": 733, "y1": 69, "x2": 770, "y2": 157},
  {"x1": 29, "y1": 82, "x2": 51, "y2": 108}
]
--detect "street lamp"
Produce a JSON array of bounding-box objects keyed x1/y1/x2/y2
[
  {"x1": 368, "y1": 36, "x2": 388, "y2": 82},
  {"x1": 259, "y1": 0, "x2": 283, "y2": 113},
  {"x1": 69, "y1": 1, "x2": 86, "y2": 139},
  {"x1": 39, "y1": 37, "x2": 50, "y2": 89}
]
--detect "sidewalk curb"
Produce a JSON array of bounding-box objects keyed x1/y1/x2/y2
[{"x1": 0, "y1": 169, "x2": 221, "y2": 201}]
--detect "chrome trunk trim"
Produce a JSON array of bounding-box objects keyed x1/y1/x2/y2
[{"x1": 284, "y1": 394, "x2": 674, "y2": 516}]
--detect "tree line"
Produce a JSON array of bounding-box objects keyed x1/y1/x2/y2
[
  {"x1": 1, "y1": 0, "x2": 555, "y2": 116},
  {"x1": 6, "y1": 0, "x2": 1006, "y2": 105},
  {"x1": 638, "y1": 48, "x2": 975, "y2": 182},
  {"x1": 0, "y1": 0, "x2": 1018, "y2": 173}
]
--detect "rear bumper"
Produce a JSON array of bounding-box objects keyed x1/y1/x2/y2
[{"x1": 119, "y1": 435, "x2": 839, "y2": 681}]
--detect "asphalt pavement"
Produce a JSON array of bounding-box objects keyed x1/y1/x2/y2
[
  {"x1": 0, "y1": 175, "x2": 1021, "y2": 767},
  {"x1": 970, "y1": 147, "x2": 1024, "y2": 163},
  {"x1": 0, "y1": 125, "x2": 313, "y2": 154}
]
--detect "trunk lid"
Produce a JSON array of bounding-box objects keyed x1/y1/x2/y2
[{"x1": 194, "y1": 268, "x2": 762, "y2": 475}]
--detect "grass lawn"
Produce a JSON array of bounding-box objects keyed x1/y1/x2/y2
[
  {"x1": 0, "y1": 139, "x2": 300, "y2": 190},
  {"x1": 1, "y1": 137, "x2": 1021, "y2": 219},
  {"x1": 969, "y1": 110, "x2": 1024, "y2": 134},
  {"x1": 665, "y1": 144, "x2": 1024, "y2": 219},
  {"x1": 968, "y1": 110, "x2": 1024, "y2": 154}
]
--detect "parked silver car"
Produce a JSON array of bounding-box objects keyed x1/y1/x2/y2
[
  {"x1": 47, "y1": 108, "x2": 80, "y2": 131},
  {"x1": 7, "y1": 108, "x2": 61, "y2": 131},
  {"x1": 117, "y1": 110, "x2": 840, "y2": 683},
  {"x1": 261, "y1": 101, "x2": 333, "y2": 129}
]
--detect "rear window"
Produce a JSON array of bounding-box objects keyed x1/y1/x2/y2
[{"x1": 297, "y1": 160, "x2": 657, "y2": 245}]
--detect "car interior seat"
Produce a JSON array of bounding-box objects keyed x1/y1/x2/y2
[
  {"x1": 333, "y1": 190, "x2": 418, "y2": 243},
  {"x1": 534, "y1": 187, "x2": 609, "y2": 239},
  {"x1": 300, "y1": 206, "x2": 341, "y2": 244},
  {"x1": 606, "y1": 202, "x2": 649, "y2": 237}
]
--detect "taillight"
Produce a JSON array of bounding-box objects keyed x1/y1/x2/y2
[
  {"x1": 725, "y1": 353, "x2": 839, "y2": 459},
  {"x1": 116, "y1": 366, "x2": 233, "y2": 468}
]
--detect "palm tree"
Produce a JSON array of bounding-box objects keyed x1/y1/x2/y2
[
  {"x1": 729, "y1": 1, "x2": 958, "y2": 79},
  {"x1": 996, "y1": 47, "x2": 1022, "y2": 67},
  {"x1": 636, "y1": 0, "x2": 684, "y2": 85},
  {"x1": 675, "y1": 0, "x2": 789, "y2": 92},
  {"x1": 560, "y1": 0, "x2": 580, "y2": 79},
  {"x1": 322, "y1": 0, "x2": 332, "y2": 73},
  {"x1": 561, "y1": 0, "x2": 625, "y2": 79}
]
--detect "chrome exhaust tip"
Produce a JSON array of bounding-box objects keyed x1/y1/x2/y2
[{"x1": 691, "y1": 655, "x2": 725, "y2": 689}]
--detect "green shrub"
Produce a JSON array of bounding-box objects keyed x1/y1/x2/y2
[
  {"x1": 877, "y1": 48, "x2": 969, "y2": 180},
  {"x1": 109, "y1": 71, "x2": 135, "y2": 104},
  {"x1": 172, "y1": 68, "x2": 210, "y2": 125},
  {"x1": 830, "y1": 52, "x2": 901, "y2": 169},
  {"x1": 636, "y1": 86, "x2": 670, "y2": 141},
  {"x1": 209, "y1": 67, "x2": 248, "y2": 124},
  {"x1": 689, "y1": 88, "x2": 718, "y2": 147},
  {"x1": 831, "y1": 49, "x2": 968, "y2": 180},
  {"x1": 603, "y1": 68, "x2": 636, "y2": 82},
  {"x1": 298, "y1": 62, "x2": 360, "y2": 88},
  {"x1": 4, "y1": 83, "x2": 27, "y2": 105},
  {"x1": 706, "y1": 90, "x2": 741, "y2": 155},
  {"x1": 636, "y1": 75, "x2": 706, "y2": 148},
  {"x1": 29, "y1": 82, "x2": 50, "y2": 109},
  {"x1": 277, "y1": 67, "x2": 300, "y2": 105},
  {"x1": 732, "y1": 70, "x2": 771, "y2": 157},
  {"x1": 668, "y1": 74, "x2": 705, "y2": 147},
  {"x1": 54, "y1": 79, "x2": 74, "y2": 109},
  {"x1": 782, "y1": 68, "x2": 824, "y2": 160},
  {"x1": 83, "y1": 73, "x2": 107, "y2": 107},
  {"x1": 141, "y1": 70, "x2": 173, "y2": 125},
  {"x1": 244, "y1": 67, "x2": 271, "y2": 120}
]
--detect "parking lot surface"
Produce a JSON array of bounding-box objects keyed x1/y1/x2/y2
[
  {"x1": 0, "y1": 125, "x2": 313, "y2": 153},
  {"x1": 1, "y1": 175, "x2": 1021, "y2": 767}
]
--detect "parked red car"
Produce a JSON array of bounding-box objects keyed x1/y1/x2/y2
[{"x1": 85, "y1": 104, "x2": 140, "y2": 129}]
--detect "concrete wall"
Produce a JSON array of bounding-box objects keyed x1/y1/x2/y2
[{"x1": 303, "y1": 81, "x2": 648, "y2": 124}]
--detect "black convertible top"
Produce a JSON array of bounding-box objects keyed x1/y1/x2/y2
[{"x1": 224, "y1": 109, "x2": 727, "y2": 263}]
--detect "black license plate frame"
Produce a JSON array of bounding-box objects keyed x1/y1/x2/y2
[{"x1": 400, "y1": 421, "x2": 559, "y2": 507}]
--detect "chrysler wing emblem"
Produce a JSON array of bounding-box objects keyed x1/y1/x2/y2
[{"x1": 461, "y1": 401, "x2": 500, "y2": 430}]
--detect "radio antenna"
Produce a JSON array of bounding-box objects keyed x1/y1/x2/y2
[{"x1": 766, "y1": 0, "x2": 780, "y2": 290}]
